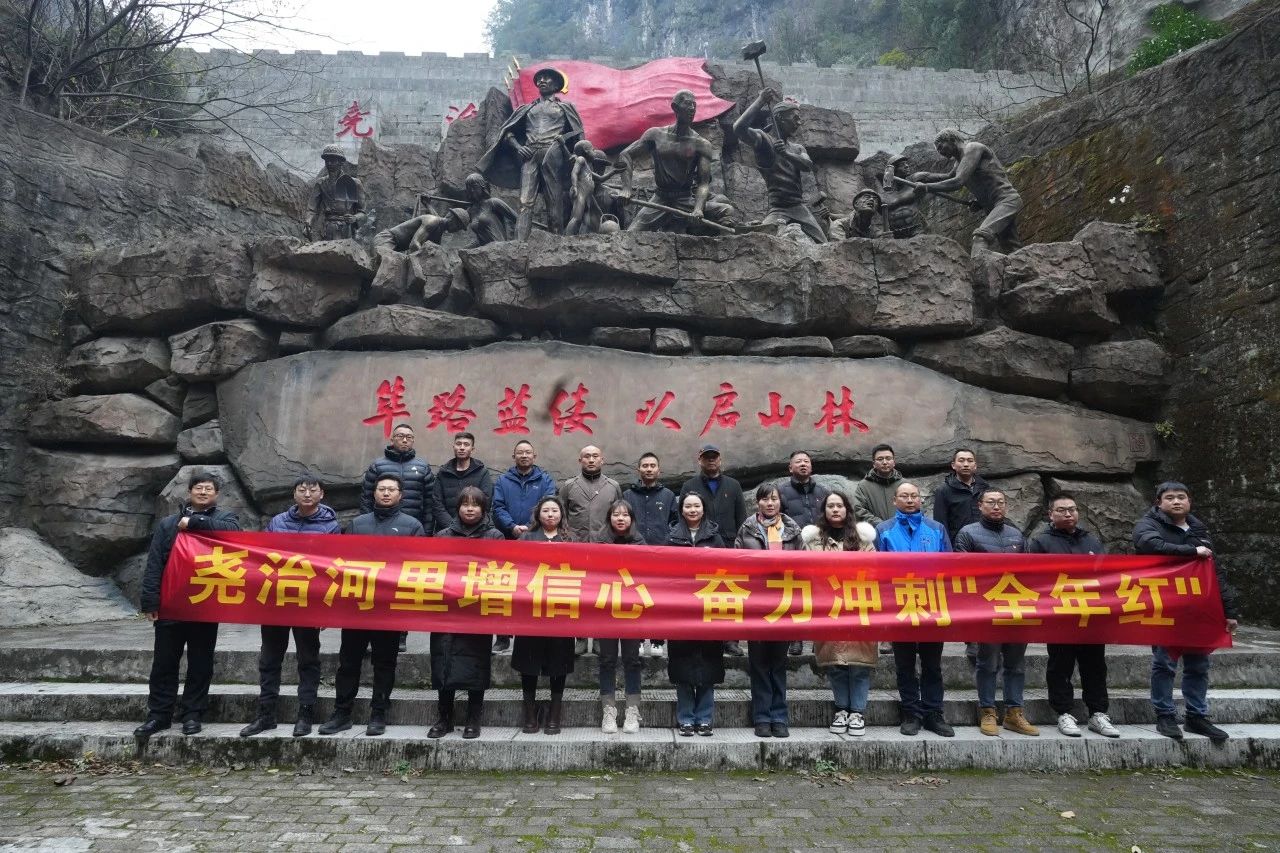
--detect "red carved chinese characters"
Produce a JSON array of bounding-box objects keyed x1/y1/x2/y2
[
  {"x1": 445, "y1": 102, "x2": 478, "y2": 125},
  {"x1": 362, "y1": 377, "x2": 411, "y2": 438},
  {"x1": 336, "y1": 101, "x2": 373, "y2": 138},
  {"x1": 814, "y1": 386, "x2": 870, "y2": 435},
  {"x1": 756, "y1": 391, "x2": 796, "y2": 428},
  {"x1": 550, "y1": 383, "x2": 598, "y2": 436},
  {"x1": 426, "y1": 384, "x2": 477, "y2": 433},
  {"x1": 636, "y1": 391, "x2": 681, "y2": 431},
  {"x1": 494, "y1": 384, "x2": 532, "y2": 435},
  {"x1": 700, "y1": 382, "x2": 741, "y2": 437}
]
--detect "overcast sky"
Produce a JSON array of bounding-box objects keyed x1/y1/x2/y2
[{"x1": 209, "y1": 0, "x2": 498, "y2": 56}]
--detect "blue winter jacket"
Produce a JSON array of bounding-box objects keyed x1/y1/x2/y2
[
  {"x1": 875, "y1": 511, "x2": 952, "y2": 553},
  {"x1": 264, "y1": 503, "x2": 341, "y2": 534},
  {"x1": 492, "y1": 465, "x2": 558, "y2": 537}
]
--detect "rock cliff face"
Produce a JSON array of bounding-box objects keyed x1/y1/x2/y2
[{"x1": 931, "y1": 7, "x2": 1280, "y2": 623}]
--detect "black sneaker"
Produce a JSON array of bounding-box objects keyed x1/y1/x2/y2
[
  {"x1": 493, "y1": 635, "x2": 511, "y2": 653},
  {"x1": 754, "y1": 723, "x2": 772, "y2": 738},
  {"x1": 239, "y1": 717, "x2": 276, "y2": 737},
  {"x1": 696, "y1": 723, "x2": 713, "y2": 737},
  {"x1": 293, "y1": 706, "x2": 314, "y2": 738},
  {"x1": 1155, "y1": 715, "x2": 1184, "y2": 740},
  {"x1": 922, "y1": 714, "x2": 954, "y2": 737},
  {"x1": 771, "y1": 722, "x2": 790, "y2": 738},
  {"x1": 1185, "y1": 715, "x2": 1229, "y2": 742},
  {"x1": 366, "y1": 715, "x2": 387, "y2": 737},
  {"x1": 318, "y1": 713, "x2": 352, "y2": 735},
  {"x1": 678, "y1": 723, "x2": 695, "y2": 737},
  {"x1": 900, "y1": 716, "x2": 921, "y2": 736},
  {"x1": 788, "y1": 641, "x2": 803, "y2": 656}
]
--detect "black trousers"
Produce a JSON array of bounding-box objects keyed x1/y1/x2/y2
[
  {"x1": 257, "y1": 625, "x2": 322, "y2": 715},
  {"x1": 334, "y1": 628, "x2": 400, "y2": 716},
  {"x1": 1046, "y1": 643, "x2": 1109, "y2": 715},
  {"x1": 147, "y1": 620, "x2": 219, "y2": 722}
]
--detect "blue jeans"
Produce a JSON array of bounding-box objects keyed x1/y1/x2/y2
[
  {"x1": 597, "y1": 638, "x2": 643, "y2": 697},
  {"x1": 1151, "y1": 646, "x2": 1211, "y2": 717},
  {"x1": 747, "y1": 640, "x2": 789, "y2": 724},
  {"x1": 675, "y1": 684, "x2": 715, "y2": 726},
  {"x1": 893, "y1": 641, "x2": 944, "y2": 720},
  {"x1": 826, "y1": 666, "x2": 871, "y2": 713},
  {"x1": 975, "y1": 642, "x2": 1027, "y2": 708}
]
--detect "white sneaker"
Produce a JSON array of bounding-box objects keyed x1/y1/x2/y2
[
  {"x1": 640, "y1": 640, "x2": 654, "y2": 657},
  {"x1": 1088, "y1": 712, "x2": 1120, "y2": 738},
  {"x1": 1057, "y1": 713, "x2": 1082, "y2": 737},
  {"x1": 651, "y1": 642, "x2": 666, "y2": 658},
  {"x1": 601, "y1": 703, "x2": 618, "y2": 734},
  {"x1": 622, "y1": 705, "x2": 641, "y2": 734},
  {"x1": 829, "y1": 710, "x2": 849, "y2": 733},
  {"x1": 847, "y1": 712, "x2": 866, "y2": 737}
]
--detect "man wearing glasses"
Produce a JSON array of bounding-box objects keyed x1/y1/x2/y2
[
  {"x1": 954, "y1": 489, "x2": 1039, "y2": 737},
  {"x1": 1027, "y1": 492, "x2": 1119, "y2": 738}
]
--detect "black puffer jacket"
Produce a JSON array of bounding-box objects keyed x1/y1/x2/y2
[
  {"x1": 778, "y1": 477, "x2": 831, "y2": 530},
  {"x1": 431, "y1": 520, "x2": 503, "y2": 690},
  {"x1": 140, "y1": 504, "x2": 242, "y2": 614},
  {"x1": 665, "y1": 520, "x2": 725, "y2": 688},
  {"x1": 954, "y1": 518, "x2": 1025, "y2": 553},
  {"x1": 431, "y1": 458, "x2": 494, "y2": 532},
  {"x1": 679, "y1": 474, "x2": 746, "y2": 547},
  {"x1": 622, "y1": 483, "x2": 676, "y2": 547},
  {"x1": 346, "y1": 504, "x2": 426, "y2": 537},
  {"x1": 1133, "y1": 507, "x2": 1238, "y2": 620},
  {"x1": 932, "y1": 473, "x2": 990, "y2": 545},
  {"x1": 360, "y1": 447, "x2": 440, "y2": 533},
  {"x1": 1026, "y1": 525, "x2": 1104, "y2": 555}
]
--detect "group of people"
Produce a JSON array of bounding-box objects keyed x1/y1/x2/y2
[
  {"x1": 311, "y1": 65, "x2": 1022, "y2": 257},
  {"x1": 135, "y1": 431, "x2": 1239, "y2": 745}
]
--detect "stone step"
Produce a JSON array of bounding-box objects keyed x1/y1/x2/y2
[
  {"x1": 3, "y1": 682, "x2": 1278, "y2": 728},
  {"x1": 1, "y1": 720, "x2": 1276, "y2": 771},
  {"x1": 5, "y1": 644, "x2": 1279, "y2": 690}
]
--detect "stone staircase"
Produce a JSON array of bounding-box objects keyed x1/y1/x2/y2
[{"x1": 2, "y1": 622, "x2": 1277, "y2": 772}]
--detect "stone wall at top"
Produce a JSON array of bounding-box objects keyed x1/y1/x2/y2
[
  {"x1": 0, "y1": 101, "x2": 308, "y2": 526},
  {"x1": 930, "y1": 6, "x2": 1280, "y2": 624},
  {"x1": 183, "y1": 48, "x2": 1051, "y2": 177}
]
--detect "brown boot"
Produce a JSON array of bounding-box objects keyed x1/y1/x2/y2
[
  {"x1": 979, "y1": 706, "x2": 999, "y2": 737},
  {"x1": 544, "y1": 696, "x2": 563, "y2": 735},
  {"x1": 1003, "y1": 707, "x2": 1040, "y2": 736},
  {"x1": 520, "y1": 699, "x2": 540, "y2": 734}
]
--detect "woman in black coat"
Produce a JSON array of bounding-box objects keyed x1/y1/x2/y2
[
  {"x1": 665, "y1": 492, "x2": 725, "y2": 737},
  {"x1": 512, "y1": 495, "x2": 577, "y2": 734},
  {"x1": 429, "y1": 486, "x2": 502, "y2": 739},
  {"x1": 592, "y1": 499, "x2": 647, "y2": 734}
]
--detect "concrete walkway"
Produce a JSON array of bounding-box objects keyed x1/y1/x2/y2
[{"x1": 1, "y1": 764, "x2": 1277, "y2": 851}]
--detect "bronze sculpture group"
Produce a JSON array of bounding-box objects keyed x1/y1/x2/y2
[{"x1": 306, "y1": 64, "x2": 1022, "y2": 258}]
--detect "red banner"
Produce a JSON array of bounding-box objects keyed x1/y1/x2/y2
[{"x1": 161, "y1": 532, "x2": 1231, "y2": 647}]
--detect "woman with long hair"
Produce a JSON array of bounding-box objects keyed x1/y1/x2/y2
[
  {"x1": 665, "y1": 492, "x2": 724, "y2": 736},
  {"x1": 592, "y1": 499, "x2": 647, "y2": 734},
  {"x1": 802, "y1": 490, "x2": 878, "y2": 736}
]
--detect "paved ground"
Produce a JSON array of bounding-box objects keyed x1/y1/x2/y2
[{"x1": 1, "y1": 762, "x2": 1277, "y2": 852}]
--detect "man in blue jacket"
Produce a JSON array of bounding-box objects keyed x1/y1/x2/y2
[
  {"x1": 134, "y1": 470, "x2": 241, "y2": 737},
  {"x1": 240, "y1": 474, "x2": 341, "y2": 739},
  {"x1": 490, "y1": 439, "x2": 556, "y2": 652},
  {"x1": 1134, "y1": 481, "x2": 1239, "y2": 742},
  {"x1": 876, "y1": 481, "x2": 954, "y2": 738}
]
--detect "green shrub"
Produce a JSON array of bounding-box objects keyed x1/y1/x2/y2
[
  {"x1": 878, "y1": 47, "x2": 914, "y2": 69},
  {"x1": 1128, "y1": 4, "x2": 1228, "y2": 74}
]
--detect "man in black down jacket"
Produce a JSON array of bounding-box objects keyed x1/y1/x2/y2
[
  {"x1": 777, "y1": 450, "x2": 830, "y2": 529},
  {"x1": 623, "y1": 452, "x2": 676, "y2": 546},
  {"x1": 1133, "y1": 481, "x2": 1239, "y2": 743},
  {"x1": 1027, "y1": 492, "x2": 1118, "y2": 739},
  {"x1": 319, "y1": 473, "x2": 426, "y2": 738},
  {"x1": 431, "y1": 432, "x2": 494, "y2": 531},
  {"x1": 931, "y1": 448, "x2": 989, "y2": 545},
  {"x1": 679, "y1": 445, "x2": 745, "y2": 548},
  {"x1": 134, "y1": 470, "x2": 242, "y2": 737},
  {"x1": 360, "y1": 423, "x2": 441, "y2": 534}
]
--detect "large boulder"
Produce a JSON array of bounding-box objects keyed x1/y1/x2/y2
[
  {"x1": 27, "y1": 394, "x2": 180, "y2": 447},
  {"x1": 462, "y1": 232, "x2": 974, "y2": 337},
  {"x1": 796, "y1": 105, "x2": 860, "y2": 161},
  {"x1": 74, "y1": 238, "x2": 251, "y2": 334},
  {"x1": 24, "y1": 449, "x2": 181, "y2": 572},
  {"x1": 832, "y1": 335, "x2": 902, "y2": 358},
  {"x1": 998, "y1": 243, "x2": 1119, "y2": 337},
  {"x1": 144, "y1": 375, "x2": 186, "y2": 413},
  {"x1": 219, "y1": 343, "x2": 1157, "y2": 504},
  {"x1": 322, "y1": 305, "x2": 501, "y2": 350},
  {"x1": 369, "y1": 243, "x2": 452, "y2": 307},
  {"x1": 743, "y1": 336, "x2": 834, "y2": 357},
  {"x1": 157, "y1": 464, "x2": 261, "y2": 531},
  {"x1": 246, "y1": 239, "x2": 365, "y2": 327},
  {"x1": 169, "y1": 319, "x2": 277, "y2": 381},
  {"x1": 1070, "y1": 339, "x2": 1171, "y2": 416},
  {"x1": 1045, "y1": 477, "x2": 1150, "y2": 554},
  {"x1": 64, "y1": 337, "x2": 170, "y2": 393},
  {"x1": 182, "y1": 384, "x2": 219, "y2": 427},
  {"x1": 0, "y1": 528, "x2": 135, "y2": 625},
  {"x1": 176, "y1": 419, "x2": 226, "y2": 463},
  {"x1": 911, "y1": 327, "x2": 1073, "y2": 398},
  {"x1": 1072, "y1": 221, "x2": 1163, "y2": 299}
]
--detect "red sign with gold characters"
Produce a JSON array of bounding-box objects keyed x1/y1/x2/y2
[{"x1": 162, "y1": 532, "x2": 1231, "y2": 647}]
